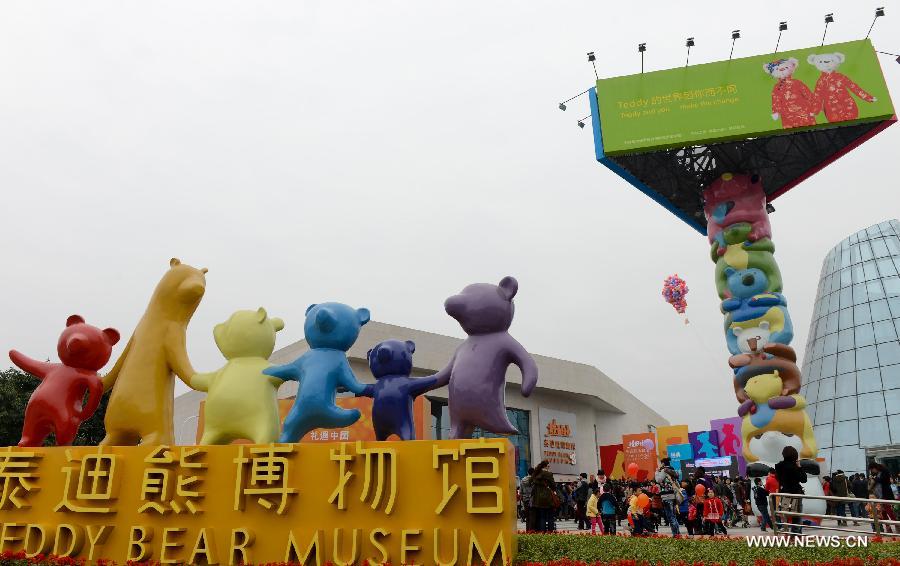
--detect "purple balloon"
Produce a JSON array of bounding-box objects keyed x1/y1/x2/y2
[{"x1": 431, "y1": 276, "x2": 538, "y2": 438}]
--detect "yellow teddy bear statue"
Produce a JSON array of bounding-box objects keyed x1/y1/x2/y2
[{"x1": 192, "y1": 308, "x2": 285, "y2": 444}]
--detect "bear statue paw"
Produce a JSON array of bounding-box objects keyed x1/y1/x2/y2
[{"x1": 799, "y1": 459, "x2": 820, "y2": 475}]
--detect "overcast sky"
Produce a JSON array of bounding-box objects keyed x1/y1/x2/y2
[{"x1": 2, "y1": 1, "x2": 899, "y2": 431}]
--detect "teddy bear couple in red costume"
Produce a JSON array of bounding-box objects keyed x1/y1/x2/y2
[{"x1": 763, "y1": 52, "x2": 877, "y2": 129}]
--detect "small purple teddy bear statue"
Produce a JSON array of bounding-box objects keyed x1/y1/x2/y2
[
  {"x1": 357, "y1": 339, "x2": 438, "y2": 440},
  {"x1": 432, "y1": 276, "x2": 538, "y2": 438}
]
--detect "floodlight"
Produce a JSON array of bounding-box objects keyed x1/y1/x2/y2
[
  {"x1": 825, "y1": 13, "x2": 834, "y2": 23},
  {"x1": 638, "y1": 43, "x2": 646, "y2": 52},
  {"x1": 732, "y1": 30, "x2": 741, "y2": 40},
  {"x1": 779, "y1": 21, "x2": 788, "y2": 31},
  {"x1": 686, "y1": 37, "x2": 695, "y2": 47},
  {"x1": 558, "y1": 103, "x2": 567, "y2": 111},
  {"x1": 587, "y1": 51, "x2": 596, "y2": 62}
]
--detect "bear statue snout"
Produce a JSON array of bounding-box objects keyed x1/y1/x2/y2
[
  {"x1": 66, "y1": 334, "x2": 90, "y2": 355},
  {"x1": 444, "y1": 296, "x2": 464, "y2": 319},
  {"x1": 742, "y1": 273, "x2": 755, "y2": 286}
]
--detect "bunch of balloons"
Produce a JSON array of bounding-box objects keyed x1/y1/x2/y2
[{"x1": 662, "y1": 274, "x2": 689, "y2": 321}]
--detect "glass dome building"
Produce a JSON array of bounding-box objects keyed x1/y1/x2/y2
[{"x1": 802, "y1": 219, "x2": 900, "y2": 475}]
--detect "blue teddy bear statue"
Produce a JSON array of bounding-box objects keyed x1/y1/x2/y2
[{"x1": 264, "y1": 302, "x2": 370, "y2": 442}]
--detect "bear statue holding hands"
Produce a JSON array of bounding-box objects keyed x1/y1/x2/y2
[
  {"x1": 357, "y1": 339, "x2": 439, "y2": 440},
  {"x1": 264, "y1": 302, "x2": 370, "y2": 442},
  {"x1": 432, "y1": 276, "x2": 538, "y2": 438},
  {"x1": 192, "y1": 308, "x2": 285, "y2": 444}
]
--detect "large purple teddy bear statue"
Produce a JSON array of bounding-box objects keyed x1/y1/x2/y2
[{"x1": 432, "y1": 276, "x2": 538, "y2": 438}]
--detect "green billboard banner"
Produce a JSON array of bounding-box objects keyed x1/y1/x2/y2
[{"x1": 595, "y1": 39, "x2": 895, "y2": 156}]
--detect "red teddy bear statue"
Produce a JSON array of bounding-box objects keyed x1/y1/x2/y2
[{"x1": 9, "y1": 314, "x2": 120, "y2": 447}]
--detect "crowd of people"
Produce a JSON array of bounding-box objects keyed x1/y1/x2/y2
[{"x1": 518, "y1": 449, "x2": 900, "y2": 536}]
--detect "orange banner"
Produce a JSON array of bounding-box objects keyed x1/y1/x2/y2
[
  {"x1": 622, "y1": 432, "x2": 657, "y2": 482},
  {"x1": 197, "y1": 396, "x2": 430, "y2": 443}
]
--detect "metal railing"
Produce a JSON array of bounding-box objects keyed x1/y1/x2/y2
[{"x1": 769, "y1": 492, "x2": 900, "y2": 537}]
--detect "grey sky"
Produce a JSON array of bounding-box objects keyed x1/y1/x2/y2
[{"x1": 2, "y1": 1, "x2": 898, "y2": 431}]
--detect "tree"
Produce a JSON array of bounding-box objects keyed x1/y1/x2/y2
[{"x1": 0, "y1": 367, "x2": 109, "y2": 447}]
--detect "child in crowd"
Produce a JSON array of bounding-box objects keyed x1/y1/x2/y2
[
  {"x1": 629, "y1": 485, "x2": 647, "y2": 536},
  {"x1": 703, "y1": 490, "x2": 727, "y2": 535},
  {"x1": 587, "y1": 488, "x2": 603, "y2": 535},
  {"x1": 599, "y1": 488, "x2": 618, "y2": 535}
]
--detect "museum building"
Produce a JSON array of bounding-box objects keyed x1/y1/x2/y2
[{"x1": 174, "y1": 320, "x2": 669, "y2": 481}]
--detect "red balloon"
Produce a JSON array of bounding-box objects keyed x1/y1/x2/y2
[
  {"x1": 695, "y1": 483, "x2": 706, "y2": 497},
  {"x1": 627, "y1": 462, "x2": 639, "y2": 478},
  {"x1": 637, "y1": 493, "x2": 650, "y2": 509}
]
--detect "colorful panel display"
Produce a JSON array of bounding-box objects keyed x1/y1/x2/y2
[
  {"x1": 595, "y1": 39, "x2": 894, "y2": 156},
  {"x1": 666, "y1": 443, "x2": 693, "y2": 478},
  {"x1": 655, "y1": 424, "x2": 690, "y2": 460},
  {"x1": 710, "y1": 416, "x2": 747, "y2": 475},
  {"x1": 598, "y1": 443, "x2": 625, "y2": 480},
  {"x1": 622, "y1": 432, "x2": 657, "y2": 481},
  {"x1": 689, "y1": 430, "x2": 720, "y2": 460}
]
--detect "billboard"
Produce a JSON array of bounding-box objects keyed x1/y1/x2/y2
[
  {"x1": 539, "y1": 408, "x2": 578, "y2": 476},
  {"x1": 655, "y1": 424, "x2": 690, "y2": 460},
  {"x1": 689, "y1": 430, "x2": 720, "y2": 459},
  {"x1": 595, "y1": 39, "x2": 895, "y2": 156},
  {"x1": 710, "y1": 416, "x2": 747, "y2": 475},
  {"x1": 598, "y1": 443, "x2": 625, "y2": 479},
  {"x1": 681, "y1": 456, "x2": 740, "y2": 480},
  {"x1": 622, "y1": 432, "x2": 657, "y2": 482}
]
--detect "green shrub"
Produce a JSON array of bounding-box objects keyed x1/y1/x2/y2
[{"x1": 516, "y1": 533, "x2": 900, "y2": 565}]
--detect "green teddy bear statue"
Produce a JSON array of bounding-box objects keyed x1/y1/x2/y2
[
  {"x1": 191, "y1": 308, "x2": 285, "y2": 444},
  {"x1": 712, "y1": 222, "x2": 783, "y2": 300}
]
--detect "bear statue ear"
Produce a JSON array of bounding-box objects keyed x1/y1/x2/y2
[
  {"x1": 357, "y1": 308, "x2": 371, "y2": 326},
  {"x1": 66, "y1": 314, "x2": 85, "y2": 327},
  {"x1": 787, "y1": 57, "x2": 798, "y2": 66},
  {"x1": 170, "y1": 258, "x2": 181, "y2": 268},
  {"x1": 731, "y1": 326, "x2": 743, "y2": 336},
  {"x1": 834, "y1": 52, "x2": 845, "y2": 63},
  {"x1": 305, "y1": 304, "x2": 317, "y2": 316},
  {"x1": 367, "y1": 348, "x2": 374, "y2": 362},
  {"x1": 271, "y1": 318, "x2": 285, "y2": 332},
  {"x1": 257, "y1": 307, "x2": 268, "y2": 323},
  {"x1": 750, "y1": 174, "x2": 760, "y2": 184},
  {"x1": 103, "y1": 328, "x2": 121, "y2": 346},
  {"x1": 724, "y1": 267, "x2": 736, "y2": 277},
  {"x1": 760, "y1": 321, "x2": 770, "y2": 331},
  {"x1": 499, "y1": 276, "x2": 518, "y2": 300},
  {"x1": 762, "y1": 63, "x2": 772, "y2": 74},
  {"x1": 201, "y1": 267, "x2": 209, "y2": 274},
  {"x1": 807, "y1": 54, "x2": 818, "y2": 65},
  {"x1": 405, "y1": 340, "x2": 416, "y2": 354}
]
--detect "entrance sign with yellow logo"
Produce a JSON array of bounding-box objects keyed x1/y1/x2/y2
[
  {"x1": 538, "y1": 408, "x2": 577, "y2": 475},
  {"x1": 0, "y1": 439, "x2": 515, "y2": 565}
]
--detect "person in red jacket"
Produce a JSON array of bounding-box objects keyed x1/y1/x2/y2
[
  {"x1": 703, "y1": 491, "x2": 728, "y2": 535},
  {"x1": 807, "y1": 52, "x2": 877, "y2": 123},
  {"x1": 763, "y1": 58, "x2": 817, "y2": 129},
  {"x1": 765, "y1": 470, "x2": 780, "y2": 494}
]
